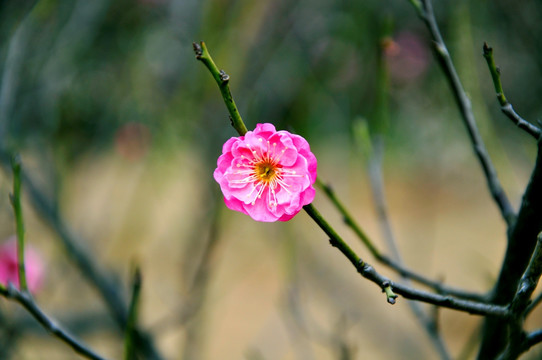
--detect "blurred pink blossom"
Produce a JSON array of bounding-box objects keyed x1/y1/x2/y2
[
  {"x1": 0, "y1": 236, "x2": 45, "y2": 293},
  {"x1": 384, "y1": 31, "x2": 430, "y2": 82},
  {"x1": 214, "y1": 123, "x2": 317, "y2": 222},
  {"x1": 114, "y1": 122, "x2": 151, "y2": 161}
]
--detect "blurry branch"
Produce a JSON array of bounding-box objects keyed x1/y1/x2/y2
[
  {"x1": 526, "y1": 329, "x2": 542, "y2": 352},
  {"x1": 303, "y1": 203, "x2": 508, "y2": 316},
  {"x1": 0, "y1": 308, "x2": 20, "y2": 359},
  {"x1": 409, "y1": 0, "x2": 515, "y2": 227},
  {"x1": 193, "y1": 41, "x2": 248, "y2": 136},
  {"x1": 1, "y1": 157, "x2": 107, "y2": 360},
  {"x1": 353, "y1": 117, "x2": 450, "y2": 359},
  {"x1": 0, "y1": 5, "x2": 162, "y2": 357},
  {"x1": 39, "y1": 0, "x2": 111, "y2": 114},
  {"x1": 282, "y1": 232, "x2": 354, "y2": 359},
  {"x1": 315, "y1": 177, "x2": 486, "y2": 302},
  {"x1": 148, "y1": 187, "x2": 222, "y2": 351},
  {"x1": 10, "y1": 155, "x2": 28, "y2": 292},
  {"x1": 482, "y1": 42, "x2": 541, "y2": 140},
  {"x1": 0, "y1": 284, "x2": 108, "y2": 360},
  {"x1": 0, "y1": 150, "x2": 163, "y2": 360},
  {"x1": 124, "y1": 267, "x2": 142, "y2": 360},
  {"x1": 11, "y1": 310, "x2": 117, "y2": 335},
  {"x1": 180, "y1": 193, "x2": 222, "y2": 360},
  {"x1": 0, "y1": 1, "x2": 38, "y2": 142}
]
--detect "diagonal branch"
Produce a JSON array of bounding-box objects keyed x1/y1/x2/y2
[
  {"x1": 316, "y1": 178, "x2": 486, "y2": 302},
  {"x1": 410, "y1": 0, "x2": 515, "y2": 227},
  {"x1": 365, "y1": 132, "x2": 450, "y2": 359},
  {"x1": 482, "y1": 43, "x2": 541, "y2": 140},
  {"x1": 193, "y1": 41, "x2": 248, "y2": 136},
  {"x1": 0, "y1": 284, "x2": 108, "y2": 360},
  {"x1": 303, "y1": 204, "x2": 508, "y2": 317},
  {"x1": 0, "y1": 149, "x2": 164, "y2": 360}
]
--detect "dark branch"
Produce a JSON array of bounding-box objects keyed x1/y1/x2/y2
[
  {"x1": 303, "y1": 204, "x2": 508, "y2": 317},
  {"x1": 317, "y1": 178, "x2": 486, "y2": 302},
  {"x1": 414, "y1": 0, "x2": 515, "y2": 227},
  {"x1": 479, "y1": 140, "x2": 542, "y2": 358}
]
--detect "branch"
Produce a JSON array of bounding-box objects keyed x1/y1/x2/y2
[
  {"x1": 193, "y1": 41, "x2": 248, "y2": 136},
  {"x1": 510, "y1": 232, "x2": 542, "y2": 316},
  {"x1": 316, "y1": 177, "x2": 486, "y2": 302},
  {"x1": 496, "y1": 233, "x2": 542, "y2": 359},
  {"x1": 194, "y1": 40, "x2": 503, "y2": 317},
  {"x1": 479, "y1": 139, "x2": 542, "y2": 358},
  {"x1": 526, "y1": 329, "x2": 542, "y2": 352},
  {"x1": 360, "y1": 111, "x2": 450, "y2": 359},
  {"x1": 303, "y1": 204, "x2": 508, "y2": 316},
  {"x1": 482, "y1": 43, "x2": 541, "y2": 140},
  {"x1": 0, "y1": 150, "x2": 164, "y2": 360},
  {"x1": 410, "y1": 0, "x2": 515, "y2": 227},
  {"x1": 0, "y1": 284, "x2": 108, "y2": 360}
]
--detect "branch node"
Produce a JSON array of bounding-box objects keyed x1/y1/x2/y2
[
  {"x1": 382, "y1": 282, "x2": 398, "y2": 305},
  {"x1": 356, "y1": 259, "x2": 366, "y2": 273},
  {"x1": 219, "y1": 70, "x2": 230, "y2": 83},
  {"x1": 192, "y1": 42, "x2": 203, "y2": 59}
]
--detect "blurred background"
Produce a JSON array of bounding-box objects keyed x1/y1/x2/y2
[{"x1": 0, "y1": 0, "x2": 541, "y2": 358}]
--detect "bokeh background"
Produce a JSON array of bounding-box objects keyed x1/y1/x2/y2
[{"x1": 0, "y1": 0, "x2": 541, "y2": 359}]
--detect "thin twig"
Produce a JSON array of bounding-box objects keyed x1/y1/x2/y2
[
  {"x1": 0, "y1": 149, "x2": 164, "y2": 360},
  {"x1": 193, "y1": 41, "x2": 248, "y2": 136},
  {"x1": 0, "y1": 284, "x2": 108, "y2": 360},
  {"x1": 0, "y1": 1, "x2": 40, "y2": 141},
  {"x1": 303, "y1": 204, "x2": 508, "y2": 316},
  {"x1": 364, "y1": 126, "x2": 450, "y2": 359},
  {"x1": 410, "y1": 0, "x2": 515, "y2": 227},
  {"x1": 482, "y1": 43, "x2": 541, "y2": 140},
  {"x1": 316, "y1": 177, "x2": 486, "y2": 302},
  {"x1": 181, "y1": 193, "x2": 222, "y2": 360}
]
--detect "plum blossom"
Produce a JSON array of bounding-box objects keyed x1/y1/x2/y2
[
  {"x1": 0, "y1": 236, "x2": 45, "y2": 293},
  {"x1": 214, "y1": 123, "x2": 317, "y2": 222}
]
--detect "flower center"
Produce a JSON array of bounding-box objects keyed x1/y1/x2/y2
[{"x1": 255, "y1": 162, "x2": 277, "y2": 182}]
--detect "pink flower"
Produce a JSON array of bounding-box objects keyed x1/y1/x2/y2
[
  {"x1": 214, "y1": 123, "x2": 317, "y2": 222},
  {"x1": 0, "y1": 236, "x2": 45, "y2": 293}
]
